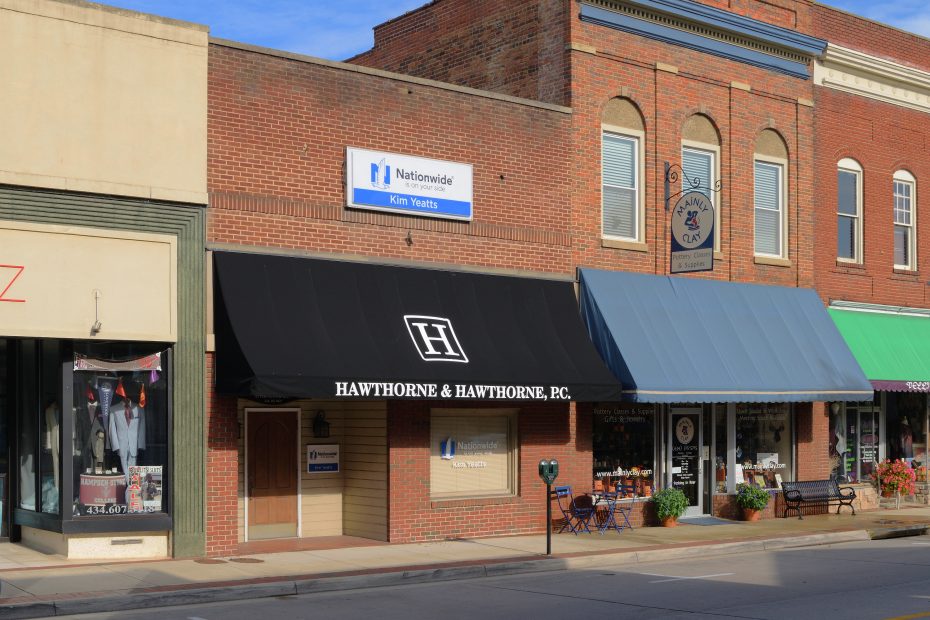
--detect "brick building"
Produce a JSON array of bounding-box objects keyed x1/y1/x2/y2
[
  {"x1": 203, "y1": 0, "x2": 881, "y2": 557},
  {"x1": 349, "y1": 0, "x2": 873, "y2": 524},
  {"x1": 809, "y1": 6, "x2": 930, "y2": 498}
]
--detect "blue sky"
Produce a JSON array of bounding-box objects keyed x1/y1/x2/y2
[{"x1": 107, "y1": 0, "x2": 930, "y2": 61}]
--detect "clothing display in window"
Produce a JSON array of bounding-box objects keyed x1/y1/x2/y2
[
  {"x1": 43, "y1": 403, "x2": 60, "y2": 488},
  {"x1": 109, "y1": 399, "x2": 145, "y2": 484}
]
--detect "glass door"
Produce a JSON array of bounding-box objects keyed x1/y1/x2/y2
[{"x1": 669, "y1": 407, "x2": 703, "y2": 517}]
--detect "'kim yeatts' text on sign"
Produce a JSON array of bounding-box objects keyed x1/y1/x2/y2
[
  {"x1": 346, "y1": 147, "x2": 473, "y2": 220},
  {"x1": 671, "y1": 191, "x2": 714, "y2": 273}
]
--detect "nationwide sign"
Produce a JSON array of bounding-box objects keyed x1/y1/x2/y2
[
  {"x1": 346, "y1": 147, "x2": 473, "y2": 220},
  {"x1": 334, "y1": 382, "x2": 571, "y2": 401},
  {"x1": 670, "y1": 191, "x2": 714, "y2": 273}
]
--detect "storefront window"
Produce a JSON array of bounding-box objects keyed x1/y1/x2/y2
[
  {"x1": 18, "y1": 341, "x2": 38, "y2": 510},
  {"x1": 834, "y1": 401, "x2": 881, "y2": 483},
  {"x1": 714, "y1": 404, "x2": 727, "y2": 493},
  {"x1": 593, "y1": 405, "x2": 656, "y2": 497},
  {"x1": 0, "y1": 339, "x2": 7, "y2": 536},
  {"x1": 430, "y1": 409, "x2": 516, "y2": 500},
  {"x1": 887, "y1": 392, "x2": 927, "y2": 467},
  {"x1": 72, "y1": 348, "x2": 167, "y2": 516},
  {"x1": 735, "y1": 404, "x2": 793, "y2": 489}
]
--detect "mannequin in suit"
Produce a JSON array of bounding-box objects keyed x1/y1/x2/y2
[{"x1": 109, "y1": 399, "x2": 145, "y2": 482}]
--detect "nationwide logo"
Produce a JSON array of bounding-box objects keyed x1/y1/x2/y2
[
  {"x1": 371, "y1": 158, "x2": 391, "y2": 189},
  {"x1": 404, "y1": 315, "x2": 468, "y2": 363},
  {"x1": 440, "y1": 437, "x2": 456, "y2": 460}
]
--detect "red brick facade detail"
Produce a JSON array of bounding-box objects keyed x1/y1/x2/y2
[
  {"x1": 351, "y1": 0, "x2": 570, "y2": 106},
  {"x1": 205, "y1": 353, "x2": 240, "y2": 557}
]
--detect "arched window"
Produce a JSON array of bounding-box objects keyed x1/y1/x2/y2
[
  {"x1": 893, "y1": 169, "x2": 917, "y2": 270},
  {"x1": 753, "y1": 130, "x2": 789, "y2": 259},
  {"x1": 837, "y1": 158, "x2": 863, "y2": 263},
  {"x1": 601, "y1": 98, "x2": 645, "y2": 244},
  {"x1": 681, "y1": 115, "x2": 721, "y2": 250}
]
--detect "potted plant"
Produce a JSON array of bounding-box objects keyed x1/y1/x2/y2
[
  {"x1": 876, "y1": 459, "x2": 917, "y2": 498},
  {"x1": 652, "y1": 487, "x2": 687, "y2": 527},
  {"x1": 735, "y1": 483, "x2": 770, "y2": 521}
]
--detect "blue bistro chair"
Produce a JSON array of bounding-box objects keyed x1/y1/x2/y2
[
  {"x1": 608, "y1": 482, "x2": 636, "y2": 532},
  {"x1": 551, "y1": 486, "x2": 595, "y2": 534}
]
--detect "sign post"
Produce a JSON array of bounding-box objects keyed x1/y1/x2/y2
[{"x1": 538, "y1": 459, "x2": 559, "y2": 556}]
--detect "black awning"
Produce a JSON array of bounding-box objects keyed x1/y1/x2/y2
[{"x1": 214, "y1": 252, "x2": 621, "y2": 402}]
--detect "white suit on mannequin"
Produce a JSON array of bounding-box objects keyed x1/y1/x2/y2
[{"x1": 109, "y1": 400, "x2": 145, "y2": 482}]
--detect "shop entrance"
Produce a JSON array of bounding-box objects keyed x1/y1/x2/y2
[
  {"x1": 246, "y1": 409, "x2": 299, "y2": 540},
  {"x1": 669, "y1": 407, "x2": 703, "y2": 517}
]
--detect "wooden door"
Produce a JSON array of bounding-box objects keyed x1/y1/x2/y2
[{"x1": 247, "y1": 411, "x2": 298, "y2": 539}]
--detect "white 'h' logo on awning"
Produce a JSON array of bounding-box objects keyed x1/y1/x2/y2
[{"x1": 404, "y1": 315, "x2": 468, "y2": 363}]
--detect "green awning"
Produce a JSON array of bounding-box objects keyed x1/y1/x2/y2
[{"x1": 829, "y1": 308, "x2": 930, "y2": 392}]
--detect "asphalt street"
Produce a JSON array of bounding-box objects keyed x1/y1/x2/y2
[{"x1": 56, "y1": 535, "x2": 930, "y2": 620}]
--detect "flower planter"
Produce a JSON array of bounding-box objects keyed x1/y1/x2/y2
[
  {"x1": 661, "y1": 516, "x2": 678, "y2": 527},
  {"x1": 741, "y1": 508, "x2": 762, "y2": 522}
]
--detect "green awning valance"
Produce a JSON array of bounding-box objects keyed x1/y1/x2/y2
[{"x1": 829, "y1": 308, "x2": 930, "y2": 392}]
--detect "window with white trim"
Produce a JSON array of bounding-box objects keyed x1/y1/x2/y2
[
  {"x1": 681, "y1": 145, "x2": 719, "y2": 250},
  {"x1": 754, "y1": 160, "x2": 785, "y2": 257},
  {"x1": 602, "y1": 132, "x2": 640, "y2": 241},
  {"x1": 837, "y1": 158, "x2": 863, "y2": 262},
  {"x1": 893, "y1": 170, "x2": 916, "y2": 270}
]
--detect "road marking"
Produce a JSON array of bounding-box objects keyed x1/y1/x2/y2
[
  {"x1": 640, "y1": 572, "x2": 734, "y2": 584},
  {"x1": 882, "y1": 612, "x2": 930, "y2": 620},
  {"x1": 910, "y1": 542, "x2": 930, "y2": 545}
]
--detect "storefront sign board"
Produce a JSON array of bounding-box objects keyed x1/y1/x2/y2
[
  {"x1": 307, "y1": 444, "x2": 340, "y2": 473},
  {"x1": 346, "y1": 147, "x2": 473, "y2": 220}
]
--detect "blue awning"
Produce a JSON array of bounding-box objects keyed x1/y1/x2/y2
[{"x1": 578, "y1": 269, "x2": 873, "y2": 403}]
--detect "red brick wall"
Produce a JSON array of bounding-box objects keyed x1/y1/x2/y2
[
  {"x1": 208, "y1": 42, "x2": 573, "y2": 275},
  {"x1": 350, "y1": 0, "x2": 570, "y2": 106},
  {"x1": 205, "y1": 353, "x2": 240, "y2": 557},
  {"x1": 567, "y1": 15, "x2": 816, "y2": 287},
  {"x1": 387, "y1": 400, "x2": 591, "y2": 542},
  {"x1": 796, "y1": 402, "x2": 831, "y2": 480},
  {"x1": 811, "y1": 4, "x2": 930, "y2": 73},
  {"x1": 812, "y1": 87, "x2": 930, "y2": 308}
]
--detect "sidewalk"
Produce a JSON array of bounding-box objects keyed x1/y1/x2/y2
[{"x1": 2, "y1": 507, "x2": 929, "y2": 619}]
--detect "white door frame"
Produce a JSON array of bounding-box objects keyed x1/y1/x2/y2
[
  {"x1": 243, "y1": 407, "x2": 302, "y2": 542},
  {"x1": 668, "y1": 407, "x2": 703, "y2": 518}
]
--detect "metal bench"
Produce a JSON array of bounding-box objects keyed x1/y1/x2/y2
[{"x1": 781, "y1": 479, "x2": 856, "y2": 519}]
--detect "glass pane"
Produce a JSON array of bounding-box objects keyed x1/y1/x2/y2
[
  {"x1": 755, "y1": 209, "x2": 780, "y2": 256},
  {"x1": 735, "y1": 404, "x2": 793, "y2": 489},
  {"x1": 895, "y1": 225, "x2": 910, "y2": 267},
  {"x1": 838, "y1": 215, "x2": 856, "y2": 260},
  {"x1": 714, "y1": 404, "x2": 727, "y2": 493},
  {"x1": 838, "y1": 170, "x2": 858, "y2": 215},
  {"x1": 18, "y1": 341, "x2": 37, "y2": 510},
  {"x1": 682, "y1": 149, "x2": 713, "y2": 200},
  {"x1": 593, "y1": 405, "x2": 655, "y2": 497},
  {"x1": 603, "y1": 186, "x2": 636, "y2": 239},
  {"x1": 829, "y1": 406, "x2": 847, "y2": 481},
  {"x1": 73, "y1": 347, "x2": 167, "y2": 516},
  {"x1": 0, "y1": 339, "x2": 8, "y2": 536},
  {"x1": 40, "y1": 340, "x2": 61, "y2": 515},
  {"x1": 602, "y1": 134, "x2": 636, "y2": 188},
  {"x1": 887, "y1": 392, "x2": 925, "y2": 465}
]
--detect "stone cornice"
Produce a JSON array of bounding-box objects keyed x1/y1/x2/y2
[{"x1": 815, "y1": 44, "x2": 930, "y2": 113}]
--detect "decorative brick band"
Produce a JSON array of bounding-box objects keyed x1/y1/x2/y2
[{"x1": 209, "y1": 192, "x2": 572, "y2": 247}]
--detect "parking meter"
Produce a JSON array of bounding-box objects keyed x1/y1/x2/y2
[
  {"x1": 538, "y1": 459, "x2": 559, "y2": 485},
  {"x1": 538, "y1": 459, "x2": 559, "y2": 554}
]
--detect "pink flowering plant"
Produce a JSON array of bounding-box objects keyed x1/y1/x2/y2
[{"x1": 876, "y1": 459, "x2": 917, "y2": 496}]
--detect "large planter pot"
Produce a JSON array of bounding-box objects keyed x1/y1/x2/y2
[
  {"x1": 881, "y1": 488, "x2": 895, "y2": 498},
  {"x1": 661, "y1": 516, "x2": 678, "y2": 527},
  {"x1": 741, "y1": 508, "x2": 762, "y2": 522}
]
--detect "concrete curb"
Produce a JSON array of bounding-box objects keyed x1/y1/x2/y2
[
  {"x1": 0, "y1": 529, "x2": 895, "y2": 618},
  {"x1": 868, "y1": 524, "x2": 930, "y2": 540}
]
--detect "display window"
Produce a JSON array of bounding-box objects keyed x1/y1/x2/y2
[
  {"x1": 831, "y1": 401, "x2": 880, "y2": 483},
  {"x1": 592, "y1": 405, "x2": 656, "y2": 497},
  {"x1": 72, "y1": 347, "x2": 167, "y2": 517},
  {"x1": 429, "y1": 409, "x2": 517, "y2": 500},
  {"x1": 734, "y1": 404, "x2": 793, "y2": 489}
]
